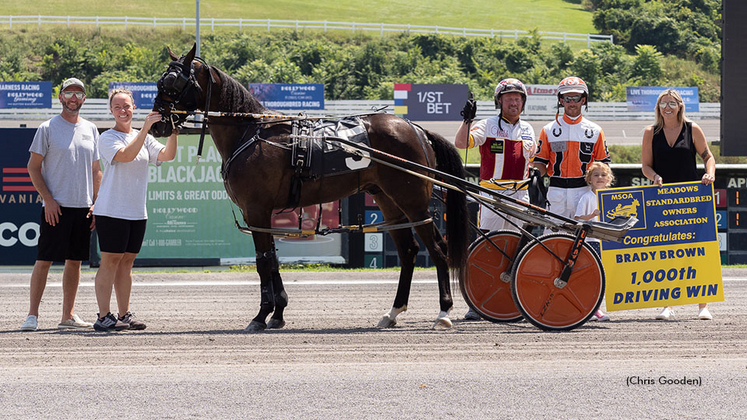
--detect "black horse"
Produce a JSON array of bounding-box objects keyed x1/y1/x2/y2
[{"x1": 150, "y1": 44, "x2": 468, "y2": 331}]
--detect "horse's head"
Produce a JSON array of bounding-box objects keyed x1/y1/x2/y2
[{"x1": 151, "y1": 43, "x2": 203, "y2": 137}]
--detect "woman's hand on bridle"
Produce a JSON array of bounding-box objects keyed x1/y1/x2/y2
[{"x1": 144, "y1": 111, "x2": 163, "y2": 130}]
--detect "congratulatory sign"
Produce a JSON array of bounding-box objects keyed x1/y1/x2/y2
[{"x1": 599, "y1": 182, "x2": 724, "y2": 311}]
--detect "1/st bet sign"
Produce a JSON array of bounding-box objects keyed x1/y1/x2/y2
[{"x1": 394, "y1": 84, "x2": 468, "y2": 121}]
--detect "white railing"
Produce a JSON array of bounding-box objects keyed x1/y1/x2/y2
[
  {"x1": 0, "y1": 100, "x2": 720, "y2": 122},
  {"x1": 0, "y1": 16, "x2": 613, "y2": 46}
]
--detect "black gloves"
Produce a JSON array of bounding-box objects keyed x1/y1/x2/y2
[{"x1": 460, "y1": 92, "x2": 476, "y2": 124}]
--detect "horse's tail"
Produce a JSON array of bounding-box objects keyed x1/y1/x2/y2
[{"x1": 425, "y1": 129, "x2": 469, "y2": 281}]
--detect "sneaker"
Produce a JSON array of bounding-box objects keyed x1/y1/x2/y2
[
  {"x1": 58, "y1": 314, "x2": 94, "y2": 329},
  {"x1": 93, "y1": 313, "x2": 129, "y2": 332},
  {"x1": 118, "y1": 311, "x2": 147, "y2": 330},
  {"x1": 656, "y1": 307, "x2": 675, "y2": 320},
  {"x1": 592, "y1": 309, "x2": 610, "y2": 322},
  {"x1": 20, "y1": 315, "x2": 38, "y2": 331},
  {"x1": 464, "y1": 308, "x2": 481, "y2": 321},
  {"x1": 698, "y1": 307, "x2": 713, "y2": 320}
]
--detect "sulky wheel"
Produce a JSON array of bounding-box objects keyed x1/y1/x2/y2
[
  {"x1": 461, "y1": 230, "x2": 524, "y2": 323},
  {"x1": 510, "y1": 233, "x2": 605, "y2": 331}
]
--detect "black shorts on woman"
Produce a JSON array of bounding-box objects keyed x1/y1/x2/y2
[{"x1": 95, "y1": 215, "x2": 147, "y2": 254}]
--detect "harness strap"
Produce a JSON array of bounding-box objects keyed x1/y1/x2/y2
[
  {"x1": 234, "y1": 217, "x2": 434, "y2": 237},
  {"x1": 221, "y1": 128, "x2": 261, "y2": 180},
  {"x1": 196, "y1": 64, "x2": 216, "y2": 162}
]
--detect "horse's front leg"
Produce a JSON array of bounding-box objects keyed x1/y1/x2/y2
[
  {"x1": 377, "y1": 228, "x2": 419, "y2": 328},
  {"x1": 267, "y1": 252, "x2": 288, "y2": 329},
  {"x1": 246, "y1": 235, "x2": 287, "y2": 332}
]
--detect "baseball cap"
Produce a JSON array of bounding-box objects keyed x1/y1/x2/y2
[{"x1": 61, "y1": 78, "x2": 85, "y2": 92}]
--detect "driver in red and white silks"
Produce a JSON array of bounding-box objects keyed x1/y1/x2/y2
[
  {"x1": 455, "y1": 78, "x2": 536, "y2": 232},
  {"x1": 533, "y1": 76, "x2": 610, "y2": 220}
]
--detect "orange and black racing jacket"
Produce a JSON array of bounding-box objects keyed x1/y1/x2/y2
[{"x1": 535, "y1": 113, "x2": 610, "y2": 189}]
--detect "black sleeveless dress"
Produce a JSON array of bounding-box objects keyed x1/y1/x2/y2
[{"x1": 651, "y1": 122, "x2": 699, "y2": 183}]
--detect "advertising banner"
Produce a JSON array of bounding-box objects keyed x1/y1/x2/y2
[
  {"x1": 109, "y1": 82, "x2": 158, "y2": 109},
  {"x1": 394, "y1": 83, "x2": 468, "y2": 121},
  {"x1": 0, "y1": 128, "x2": 42, "y2": 265},
  {"x1": 599, "y1": 182, "x2": 723, "y2": 311},
  {"x1": 248, "y1": 83, "x2": 324, "y2": 110},
  {"x1": 626, "y1": 86, "x2": 699, "y2": 113},
  {"x1": 132, "y1": 133, "x2": 344, "y2": 264},
  {"x1": 0, "y1": 81, "x2": 52, "y2": 108},
  {"x1": 525, "y1": 84, "x2": 558, "y2": 114},
  {"x1": 0, "y1": 129, "x2": 344, "y2": 266}
]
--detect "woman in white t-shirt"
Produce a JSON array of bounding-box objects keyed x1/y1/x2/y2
[
  {"x1": 574, "y1": 161, "x2": 614, "y2": 322},
  {"x1": 92, "y1": 89, "x2": 178, "y2": 332}
]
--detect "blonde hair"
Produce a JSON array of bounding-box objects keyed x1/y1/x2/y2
[
  {"x1": 108, "y1": 88, "x2": 135, "y2": 107},
  {"x1": 585, "y1": 162, "x2": 614, "y2": 187},
  {"x1": 652, "y1": 88, "x2": 688, "y2": 134}
]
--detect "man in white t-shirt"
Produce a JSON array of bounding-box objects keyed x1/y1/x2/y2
[{"x1": 21, "y1": 77, "x2": 102, "y2": 331}]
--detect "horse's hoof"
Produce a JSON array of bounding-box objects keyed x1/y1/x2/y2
[
  {"x1": 433, "y1": 316, "x2": 453, "y2": 329},
  {"x1": 377, "y1": 314, "x2": 397, "y2": 328},
  {"x1": 433, "y1": 310, "x2": 453, "y2": 329},
  {"x1": 244, "y1": 321, "x2": 267, "y2": 332},
  {"x1": 267, "y1": 318, "x2": 286, "y2": 329}
]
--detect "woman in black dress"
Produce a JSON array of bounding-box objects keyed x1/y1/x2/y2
[{"x1": 641, "y1": 88, "x2": 716, "y2": 321}]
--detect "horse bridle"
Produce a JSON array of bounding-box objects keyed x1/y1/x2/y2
[{"x1": 155, "y1": 56, "x2": 215, "y2": 159}]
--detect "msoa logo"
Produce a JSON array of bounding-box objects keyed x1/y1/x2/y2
[
  {"x1": 599, "y1": 190, "x2": 647, "y2": 230},
  {"x1": 0, "y1": 221, "x2": 40, "y2": 247}
]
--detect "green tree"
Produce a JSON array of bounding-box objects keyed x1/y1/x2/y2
[
  {"x1": 632, "y1": 44, "x2": 663, "y2": 85},
  {"x1": 569, "y1": 50, "x2": 602, "y2": 100}
]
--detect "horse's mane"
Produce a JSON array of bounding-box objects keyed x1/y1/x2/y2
[{"x1": 210, "y1": 66, "x2": 268, "y2": 115}]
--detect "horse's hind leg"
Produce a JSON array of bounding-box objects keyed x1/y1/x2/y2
[{"x1": 246, "y1": 233, "x2": 288, "y2": 332}]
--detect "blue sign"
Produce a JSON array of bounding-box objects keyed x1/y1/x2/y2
[
  {"x1": 598, "y1": 182, "x2": 717, "y2": 251},
  {"x1": 717, "y1": 210, "x2": 727, "y2": 229},
  {"x1": 248, "y1": 83, "x2": 324, "y2": 110},
  {"x1": 626, "y1": 86, "x2": 699, "y2": 113},
  {"x1": 0, "y1": 82, "x2": 52, "y2": 108},
  {"x1": 109, "y1": 82, "x2": 159, "y2": 109},
  {"x1": 365, "y1": 210, "x2": 384, "y2": 225},
  {"x1": 0, "y1": 128, "x2": 42, "y2": 265}
]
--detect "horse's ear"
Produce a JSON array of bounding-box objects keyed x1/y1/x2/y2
[
  {"x1": 168, "y1": 47, "x2": 179, "y2": 62},
  {"x1": 184, "y1": 43, "x2": 197, "y2": 64}
]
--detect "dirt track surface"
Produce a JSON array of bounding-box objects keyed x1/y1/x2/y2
[{"x1": 1, "y1": 270, "x2": 745, "y2": 419}]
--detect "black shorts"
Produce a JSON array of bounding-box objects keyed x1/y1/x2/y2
[
  {"x1": 37, "y1": 207, "x2": 92, "y2": 262},
  {"x1": 95, "y1": 215, "x2": 147, "y2": 254}
]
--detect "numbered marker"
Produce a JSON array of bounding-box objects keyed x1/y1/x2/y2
[
  {"x1": 364, "y1": 233, "x2": 384, "y2": 252},
  {"x1": 365, "y1": 210, "x2": 383, "y2": 225}
]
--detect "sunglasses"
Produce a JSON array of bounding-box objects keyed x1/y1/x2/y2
[
  {"x1": 61, "y1": 91, "x2": 85, "y2": 100},
  {"x1": 658, "y1": 101, "x2": 679, "y2": 109},
  {"x1": 561, "y1": 95, "x2": 583, "y2": 103}
]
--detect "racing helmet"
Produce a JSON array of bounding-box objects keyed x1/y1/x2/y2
[
  {"x1": 557, "y1": 76, "x2": 589, "y2": 101},
  {"x1": 494, "y1": 78, "x2": 528, "y2": 110}
]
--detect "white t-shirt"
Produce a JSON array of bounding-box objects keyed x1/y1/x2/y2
[
  {"x1": 28, "y1": 115, "x2": 100, "y2": 208},
  {"x1": 93, "y1": 128, "x2": 165, "y2": 220},
  {"x1": 574, "y1": 187, "x2": 600, "y2": 243}
]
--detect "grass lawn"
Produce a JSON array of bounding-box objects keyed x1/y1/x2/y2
[{"x1": 4, "y1": 0, "x2": 597, "y2": 34}]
